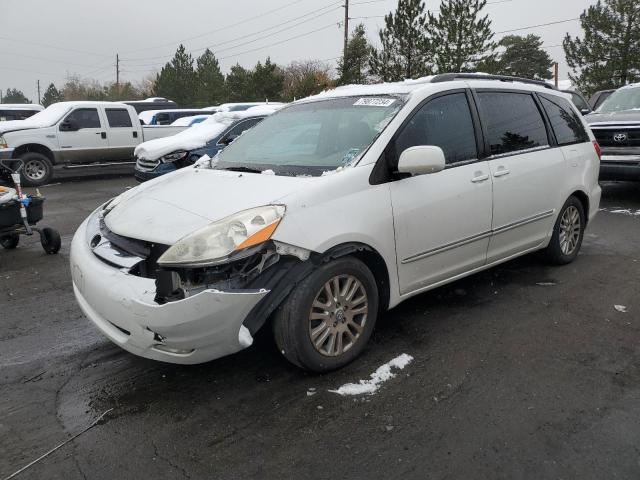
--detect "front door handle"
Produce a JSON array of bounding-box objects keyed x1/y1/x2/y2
[
  {"x1": 96, "y1": 132, "x2": 107, "y2": 139},
  {"x1": 471, "y1": 173, "x2": 489, "y2": 183},
  {"x1": 493, "y1": 167, "x2": 510, "y2": 177}
]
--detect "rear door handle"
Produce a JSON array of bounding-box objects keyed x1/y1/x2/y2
[
  {"x1": 493, "y1": 167, "x2": 510, "y2": 177},
  {"x1": 471, "y1": 173, "x2": 489, "y2": 183}
]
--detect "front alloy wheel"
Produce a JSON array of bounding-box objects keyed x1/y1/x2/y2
[{"x1": 309, "y1": 274, "x2": 369, "y2": 357}]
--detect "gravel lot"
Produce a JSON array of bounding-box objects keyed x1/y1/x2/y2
[{"x1": 1, "y1": 172, "x2": 639, "y2": 480}]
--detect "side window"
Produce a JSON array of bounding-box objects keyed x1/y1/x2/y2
[
  {"x1": 219, "y1": 118, "x2": 262, "y2": 144},
  {"x1": 106, "y1": 109, "x2": 133, "y2": 128},
  {"x1": 65, "y1": 108, "x2": 101, "y2": 129},
  {"x1": 395, "y1": 93, "x2": 477, "y2": 165},
  {"x1": 155, "y1": 113, "x2": 171, "y2": 125},
  {"x1": 539, "y1": 94, "x2": 589, "y2": 145},
  {"x1": 569, "y1": 92, "x2": 589, "y2": 112},
  {"x1": 476, "y1": 92, "x2": 548, "y2": 156}
]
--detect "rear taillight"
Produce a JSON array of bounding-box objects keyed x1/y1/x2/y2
[{"x1": 593, "y1": 140, "x2": 602, "y2": 160}]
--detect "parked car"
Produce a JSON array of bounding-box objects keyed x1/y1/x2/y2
[
  {"x1": 0, "y1": 101, "x2": 187, "y2": 186},
  {"x1": 124, "y1": 98, "x2": 178, "y2": 114},
  {"x1": 561, "y1": 89, "x2": 591, "y2": 114},
  {"x1": 0, "y1": 104, "x2": 44, "y2": 121},
  {"x1": 585, "y1": 83, "x2": 640, "y2": 181},
  {"x1": 134, "y1": 106, "x2": 279, "y2": 182},
  {"x1": 170, "y1": 115, "x2": 210, "y2": 127},
  {"x1": 138, "y1": 109, "x2": 212, "y2": 126},
  {"x1": 70, "y1": 73, "x2": 600, "y2": 372},
  {"x1": 589, "y1": 89, "x2": 615, "y2": 110}
]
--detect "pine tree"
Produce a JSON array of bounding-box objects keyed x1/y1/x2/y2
[
  {"x1": 41, "y1": 83, "x2": 64, "y2": 106},
  {"x1": 225, "y1": 64, "x2": 254, "y2": 102},
  {"x1": 251, "y1": 58, "x2": 285, "y2": 101},
  {"x1": 2, "y1": 88, "x2": 31, "y2": 104},
  {"x1": 369, "y1": 0, "x2": 431, "y2": 82},
  {"x1": 338, "y1": 24, "x2": 372, "y2": 85},
  {"x1": 153, "y1": 44, "x2": 197, "y2": 106},
  {"x1": 564, "y1": 0, "x2": 640, "y2": 95},
  {"x1": 428, "y1": 0, "x2": 496, "y2": 73},
  {"x1": 493, "y1": 35, "x2": 554, "y2": 80},
  {"x1": 195, "y1": 49, "x2": 226, "y2": 107}
]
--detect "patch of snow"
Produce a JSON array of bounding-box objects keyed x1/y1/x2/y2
[
  {"x1": 600, "y1": 207, "x2": 640, "y2": 216},
  {"x1": 238, "y1": 325, "x2": 253, "y2": 347},
  {"x1": 329, "y1": 353, "x2": 414, "y2": 396},
  {"x1": 0, "y1": 103, "x2": 43, "y2": 111},
  {"x1": 536, "y1": 282, "x2": 557, "y2": 286},
  {"x1": 170, "y1": 115, "x2": 211, "y2": 126},
  {"x1": 614, "y1": 305, "x2": 627, "y2": 313},
  {"x1": 321, "y1": 166, "x2": 345, "y2": 176},
  {"x1": 261, "y1": 169, "x2": 275, "y2": 175}
]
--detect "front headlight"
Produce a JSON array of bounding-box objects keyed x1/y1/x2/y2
[
  {"x1": 160, "y1": 151, "x2": 188, "y2": 163},
  {"x1": 158, "y1": 205, "x2": 286, "y2": 267}
]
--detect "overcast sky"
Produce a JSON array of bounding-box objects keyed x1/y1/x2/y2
[{"x1": 2, "y1": 0, "x2": 597, "y2": 102}]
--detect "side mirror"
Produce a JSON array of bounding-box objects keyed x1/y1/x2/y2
[
  {"x1": 397, "y1": 146, "x2": 445, "y2": 176},
  {"x1": 60, "y1": 119, "x2": 79, "y2": 131},
  {"x1": 580, "y1": 108, "x2": 591, "y2": 115}
]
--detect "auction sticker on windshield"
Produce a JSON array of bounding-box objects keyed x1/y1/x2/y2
[{"x1": 354, "y1": 98, "x2": 396, "y2": 107}]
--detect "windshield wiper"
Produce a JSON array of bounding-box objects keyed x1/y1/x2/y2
[{"x1": 219, "y1": 166, "x2": 263, "y2": 174}]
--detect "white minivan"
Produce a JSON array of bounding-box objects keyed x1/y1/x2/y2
[{"x1": 70, "y1": 74, "x2": 602, "y2": 372}]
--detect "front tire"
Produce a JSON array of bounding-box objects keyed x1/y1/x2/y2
[
  {"x1": 20, "y1": 152, "x2": 53, "y2": 187},
  {"x1": 273, "y1": 257, "x2": 379, "y2": 373},
  {"x1": 542, "y1": 196, "x2": 585, "y2": 265}
]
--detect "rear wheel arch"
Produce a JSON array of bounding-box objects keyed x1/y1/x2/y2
[{"x1": 569, "y1": 189, "x2": 590, "y2": 225}]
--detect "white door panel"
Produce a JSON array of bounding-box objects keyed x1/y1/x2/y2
[
  {"x1": 487, "y1": 148, "x2": 565, "y2": 262},
  {"x1": 392, "y1": 161, "x2": 492, "y2": 295}
]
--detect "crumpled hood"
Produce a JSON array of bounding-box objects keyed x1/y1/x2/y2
[
  {"x1": 104, "y1": 167, "x2": 315, "y2": 244},
  {"x1": 586, "y1": 110, "x2": 640, "y2": 125}
]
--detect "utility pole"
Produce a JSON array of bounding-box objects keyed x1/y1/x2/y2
[
  {"x1": 343, "y1": 0, "x2": 349, "y2": 68},
  {"x1": 37, "y1": 80, "x2": 41, "y2": 104},
  {"x1": 554, "y1": 62, "x2": 559, "y2": 88},
  {"x1": 116, "y1": 54, "x2": 120, "y2": 97}
]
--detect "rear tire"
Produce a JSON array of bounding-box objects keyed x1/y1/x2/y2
[
  {"x1": 541, "y1": 196, "x2": 585, "y2": 265},
  {"x1": 273, "y1": 256, "x2": 378, "y2": 373},
  {"x1": 40, "y1": 227, "x2": 61, "y2": 254},
  {"x1": 20, "y1": 152, "x2": 53, "y2": 187},
  {"x1": 0, "y1": 233, "x2": 20, "y2": 249}
]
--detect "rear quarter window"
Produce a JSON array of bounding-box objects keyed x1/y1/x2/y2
[
  {"x1": 539, "y1": 94, "x2": 589, "y2": 146},
  {"x1": 476, "y1": 92, "x2": 549, "y2": 156}
]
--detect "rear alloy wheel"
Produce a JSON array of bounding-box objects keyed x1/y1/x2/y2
[
  {"x1": 273, "y1": 256, "x2": 378, "y2": 372},
  {"x1": 542, "y1": 196, "x2": 585, "y2": 265}
]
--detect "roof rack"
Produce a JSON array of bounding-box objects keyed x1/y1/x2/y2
[{"x1": 430, "y1": 73, "x2": 557, "y2": 90}]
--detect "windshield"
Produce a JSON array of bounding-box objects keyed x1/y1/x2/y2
[
  {"x1": 597, "y1": 86, "x2": 640, "y2": 113},
  {"x1": 216, "y1": 96, "x2": 404, "y2": 175}
]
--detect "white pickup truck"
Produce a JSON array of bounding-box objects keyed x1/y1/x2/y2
[{"x1": 0, "y1": 101, "x2": 186, "y2": 186}]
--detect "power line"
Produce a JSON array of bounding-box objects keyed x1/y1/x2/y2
[
  {"x1": 495, "y1": 17, "x2": 579, "y2": 34},
  {"x1": 0, "y1": 35, "x2": 111, "y2": 58},
  {"x1": 122, "y1": 1, "x2": 343, "y2": 64},
  {"x1": 121, "y1": 0, "x2": 313, "y2": 55}
]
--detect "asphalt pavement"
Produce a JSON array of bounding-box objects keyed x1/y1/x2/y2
[{"x1": 1, "y1": 172, "x2": 639, "y2": 480}]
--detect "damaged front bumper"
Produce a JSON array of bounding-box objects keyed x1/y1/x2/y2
[{"x1": 70, "y1": 217, "x2": 269, "y2": 364}]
